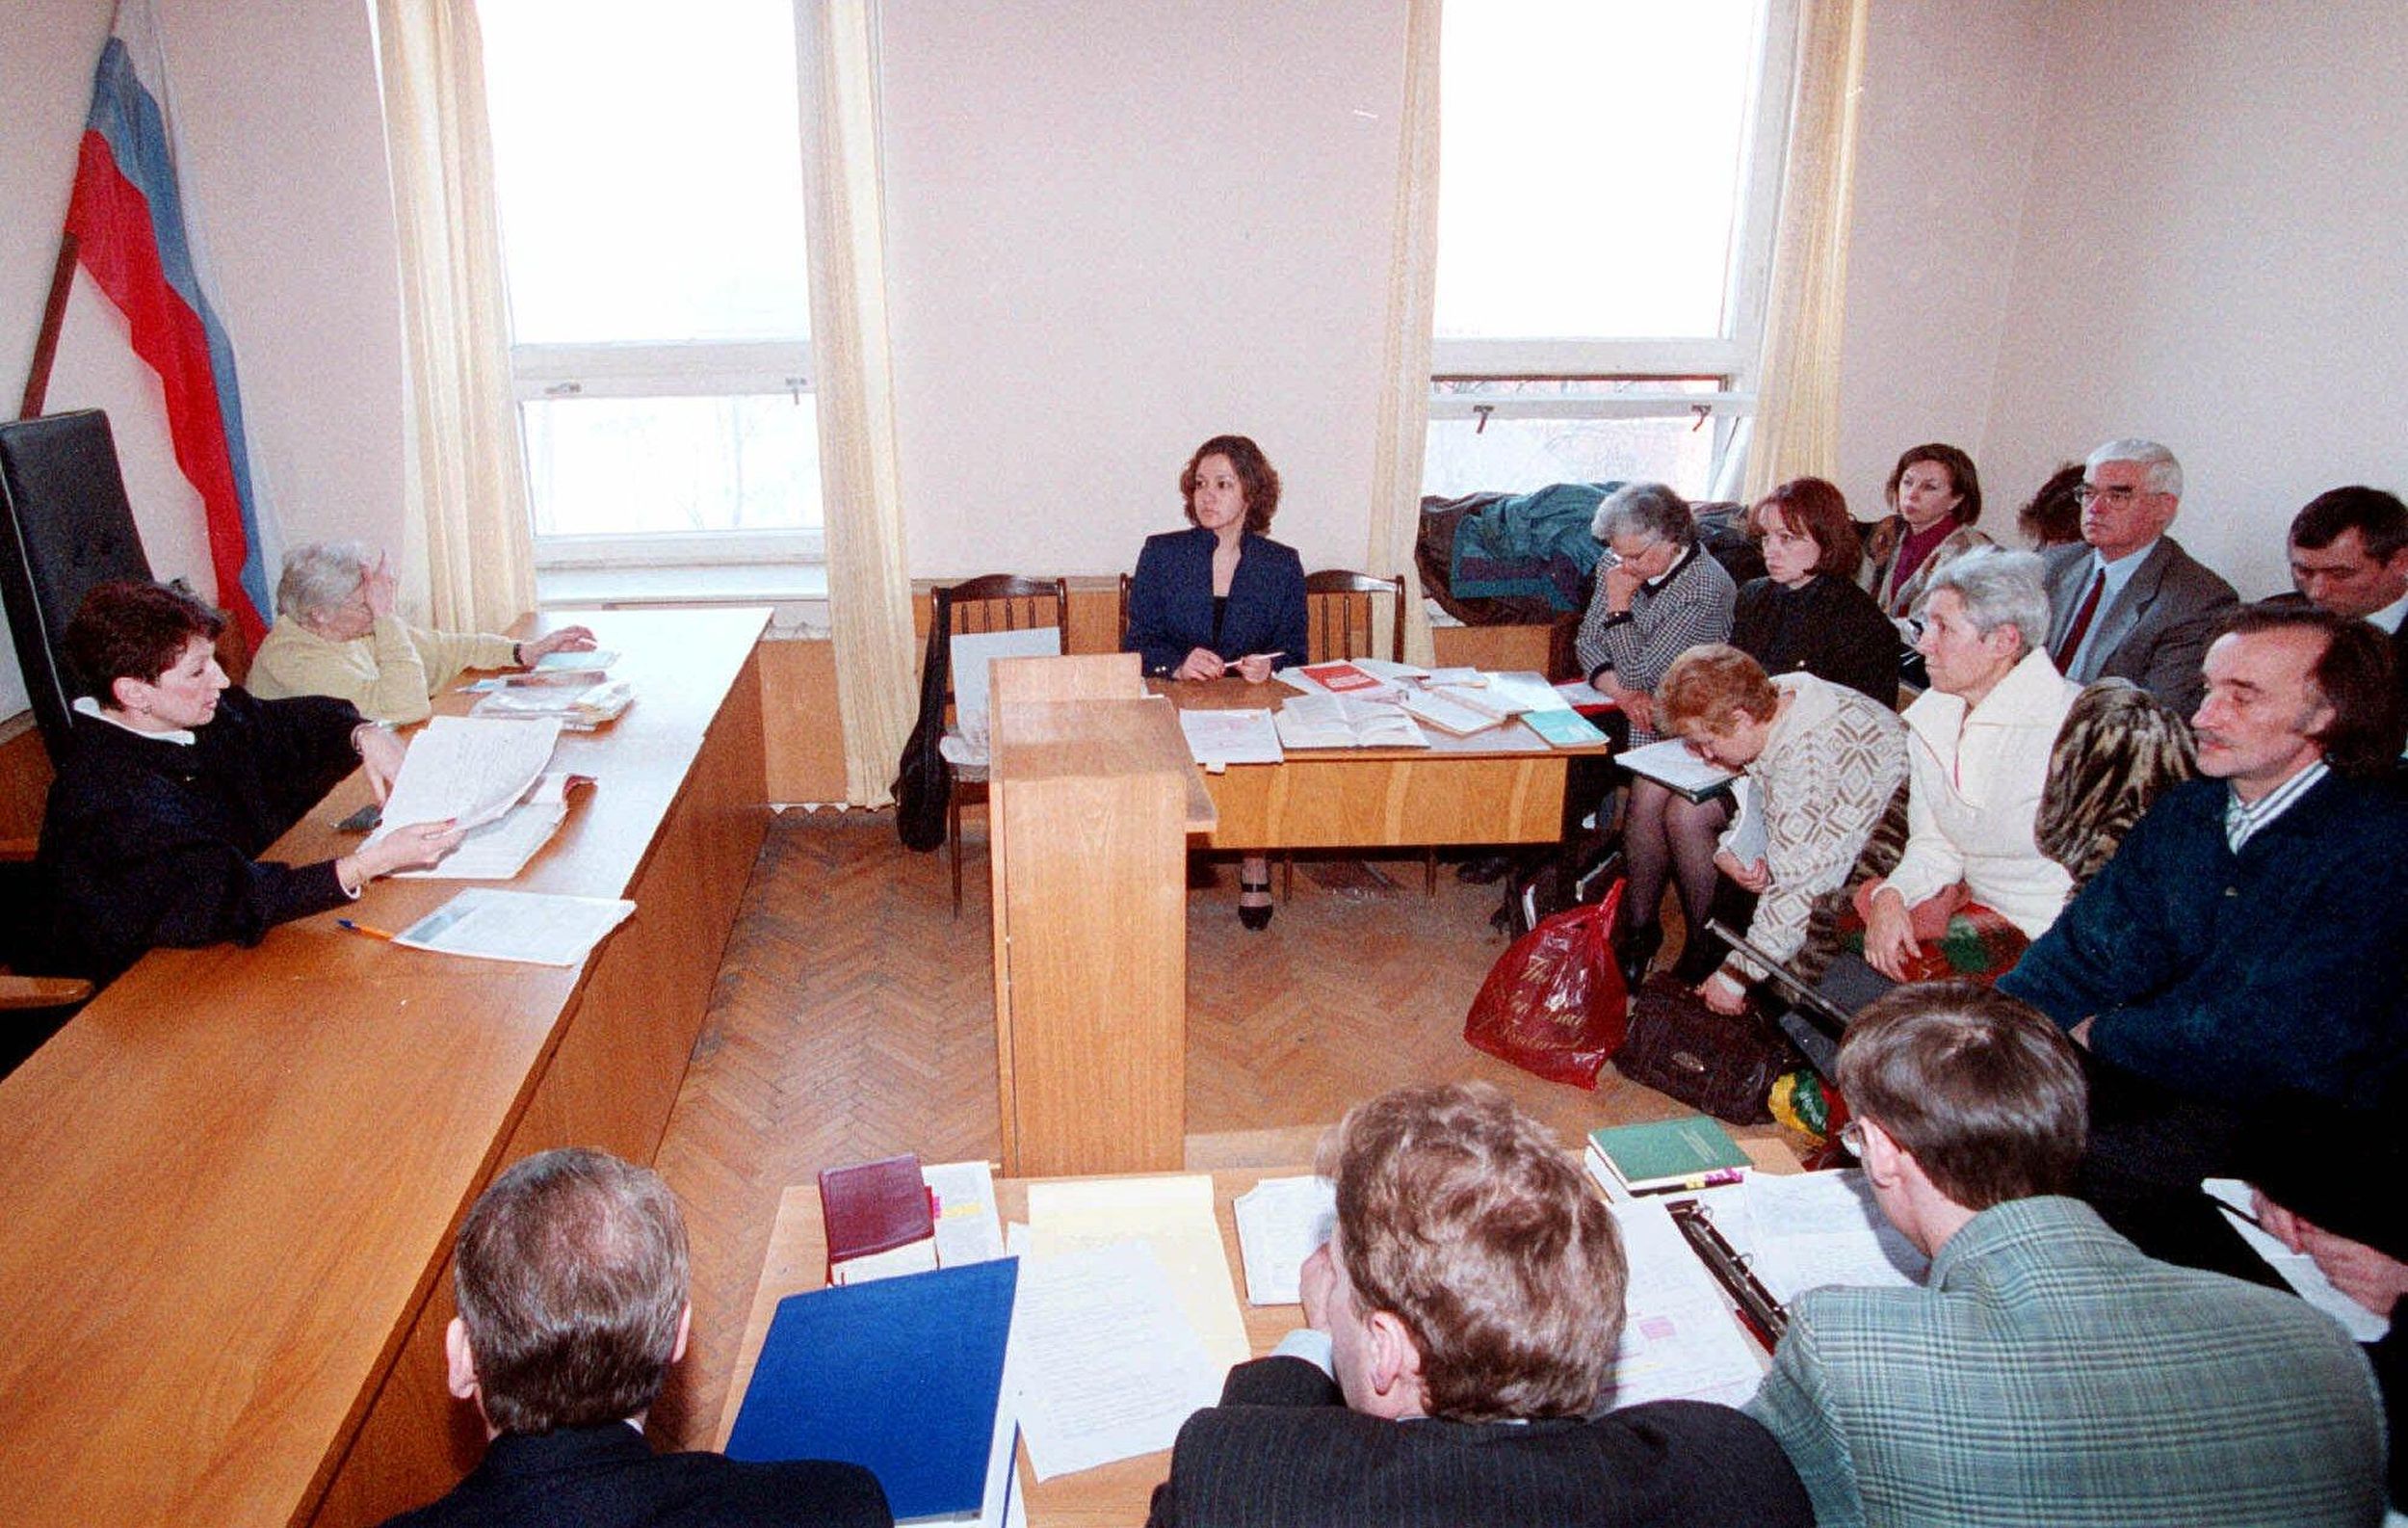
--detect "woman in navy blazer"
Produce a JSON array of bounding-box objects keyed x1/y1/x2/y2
[{"x1": 1125, "y1": 435, "x2": 1308, "y2": 928}]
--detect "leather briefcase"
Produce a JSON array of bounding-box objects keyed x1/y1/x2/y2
[{"x1": 1612, "y1": 975, "x2": 1803, "y2": 1125}]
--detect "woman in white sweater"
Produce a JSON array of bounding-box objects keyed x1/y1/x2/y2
[
  {"x1": 1658, "y1": 647, "x2": 1908, "y2": 1014},
  {"x1": 1862, "y1": 548, "x2": 2081, "y2": 978}
]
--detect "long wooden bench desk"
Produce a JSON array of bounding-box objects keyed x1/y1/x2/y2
[
  {"x1": 0, "y1": 607, "x2": 770, "y2": 1528},
  {"x1": 1156, "y1": 676, "x2": 1607, "y2": 850}
]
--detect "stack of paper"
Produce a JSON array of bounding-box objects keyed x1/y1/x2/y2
[
  {"x1": 472, "y1": 678, "x2": 634, "y2": 729},
  {"x1": 1007, "y1": 1174, "x2": 1248, "y2": 1479}
]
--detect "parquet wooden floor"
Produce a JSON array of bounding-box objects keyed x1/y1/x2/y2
[{"x1": 643, "y1": 811, "x2": 1715, "y2": 1450}]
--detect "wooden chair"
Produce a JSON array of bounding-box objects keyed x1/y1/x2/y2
[
  {"x1": 1116, "y1": 572, "x2": 1133, "y2": 652},
  {"x1": 936, "y1": 574, "x2": 1069, "y2": 916},
  {"x1": 1304, "y1": 568, "x2": 1406, "y2": 665},
  {"x1": 1294, "y1": 569, "x2": 1434, "y2": 897}
]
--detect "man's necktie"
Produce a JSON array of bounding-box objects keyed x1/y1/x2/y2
[{"x1": 2053, "y1": 568, "x2": 2106, "y2": 672}]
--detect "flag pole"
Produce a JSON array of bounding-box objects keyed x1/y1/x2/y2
[{"x1": 17, "y1": 231, "x2": 79, "y2": 420}]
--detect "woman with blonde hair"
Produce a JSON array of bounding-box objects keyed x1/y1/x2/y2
[{"x1": 1657, "y1": 645, "x2": 1906, "y2": 1014}]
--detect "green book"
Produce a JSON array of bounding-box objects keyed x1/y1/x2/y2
[
  {"x1": 1585, "y1": 1115, "x2": 1751, "y2": 1197},
  {"x1": 1522, "y1": 707, "x2": 1608, "y2": 749}
]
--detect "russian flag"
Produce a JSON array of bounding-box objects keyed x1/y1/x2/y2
[{"x1": 63, "y1": 0, "x2": 272, "y2": 643}]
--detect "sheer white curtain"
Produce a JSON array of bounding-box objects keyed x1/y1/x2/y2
[
  {"x1": 374, "y1": 0, "x2": 536, "y2": 633},
  {"x1": 1365, "y1": 0, "x2": 1443, "y2": 668},
  {"x1": 798, "y1": 0, "x2": 914, "y2": 807},
  {"x1": 1741, "y1": 0, "x2": 1871, "y2": 500}
]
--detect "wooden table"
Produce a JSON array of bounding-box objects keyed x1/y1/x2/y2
[
  {"x1": 1157, "y1": 677, "x2": 1608, "y2": 850},
  {"x1": 716, "y1": 1170, "x2": 1296, "y2": 1528},
  {"x1": 0, "y1": 607, "x2": 771, "y2": 1528}
]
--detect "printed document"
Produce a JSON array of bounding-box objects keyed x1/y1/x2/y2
[
  {"x1": 1178, "y1": 707, "x2": 1284, "y2": 768},
  {"x1": 1025, "y1": 1174, "x2": 1250, "y2": 1373},
  {"x1": 373, "y1": 716, "x2": 562, "y2": 835},
  {"x1": 1006, "y1": 1240, "x2": 1223, "y2": 1479},
  {"x1": 1602, "y1": 1198, "x2": 1767, "y2": 1409},
  {"x1": 1232, "y1": 1175, "x2": 1337, "y2": 1305},
  {"x1": 394, "y1": 888, "x2": 636, "y2": 966},
  {"x1": 1731, "y1": 1171, "x2": 1928, "y2": 1302}
]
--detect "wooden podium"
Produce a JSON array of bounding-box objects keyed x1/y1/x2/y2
[{"x1": 986, "y1": 654, "x2": 1213, "y2": 1176}]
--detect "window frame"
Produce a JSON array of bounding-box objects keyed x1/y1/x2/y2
[
  {"x1": 510, "y1": 339, "x2": 825, "y2": 566},
  {"x1": 483, "y1": 1, "x2": 828, "y2": 573},
  {"x1": 1426, "y1": 0, "x2": 1802, "y2": 487}
]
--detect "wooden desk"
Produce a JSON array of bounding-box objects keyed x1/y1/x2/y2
[
  {"x1": 0, "y1": 608, "x2": 771, "y2": 1528},
  {"x1": 716, "y1": 1170, "x2": 1295, "y2": 1528},
  {"x1": 1157, "y1": 678, "x2": 1606, "y2": 850}
]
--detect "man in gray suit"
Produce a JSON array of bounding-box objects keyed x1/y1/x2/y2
[{"x1": 2040, "y1": 438, "x2": 2237, "y2": 713}]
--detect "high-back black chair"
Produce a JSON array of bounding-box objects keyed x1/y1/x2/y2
[{"x1": 0, "y1": 411, "x2": 154, "y2": 759}]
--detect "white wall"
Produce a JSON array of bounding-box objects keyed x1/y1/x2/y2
[
  {"x1": 1833, "y1": 0, "x2": 2050, "y2": 524},
  {"x1": 878, "y1": 0, "x2": 1408, "y2": 579},
  {"x1": 1975, "y1": 0, "x2": 2408, "y2": 600},
  {"x1": 0, "y1": 0, "x2": 406, "y2": 717}
]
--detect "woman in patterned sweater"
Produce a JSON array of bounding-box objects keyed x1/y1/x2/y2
[{"x1": 1657, "y1": 646, "x2": 1907, "y2": 1014}]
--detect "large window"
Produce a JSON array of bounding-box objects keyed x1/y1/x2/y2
[
  {"x1": 1428, "y1": 0, "x2": 1795, "y2": 500},
  {"x1": 480, "y1": 0, "x2": 822, "y2": 568}
]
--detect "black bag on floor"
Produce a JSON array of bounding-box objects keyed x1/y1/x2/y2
[
  {"x1": 1613, "y1": 975, "x2": 1805, "y2": 1125},
  {"x1": 1494, "y1": 842, "x2": 1623, "y2": 942}
]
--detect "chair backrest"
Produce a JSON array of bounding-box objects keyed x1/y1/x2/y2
[
  {"x1": 931, "y1": 574, "x2": 1070, "y2": 703},
  {"x1": 1303, "y1": 568, "x2": 1405, "y2": 664},
  {"x1": 1116, "y1": 571, "x2": 1132, "y2": 652},
  {"x1": 0, "y1": 411, "x2": 154, "y2": 757}
]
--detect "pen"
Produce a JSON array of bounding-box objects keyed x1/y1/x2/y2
[{"x1": 337, "y1": 918, "x2": 396, "y2": 942}]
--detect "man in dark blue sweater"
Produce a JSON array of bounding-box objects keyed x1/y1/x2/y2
[{"x1": 2002, "y1": 604, "x2": 2407, "y2": 1276}]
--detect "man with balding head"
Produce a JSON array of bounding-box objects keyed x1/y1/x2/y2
[
  {"x1": 380, "y1": 1148, "x2": 890, "y2": 1528},
  {"x1": 2039, "y1": 438, "x2": 2237, "y2": 713},
  {"x1": 1147, "y1": 1082, "x2": 1809, "y2": 1528}
]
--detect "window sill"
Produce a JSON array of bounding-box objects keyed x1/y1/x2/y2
[{"x1": 536, "y1": 562, "x2": 829, "y2": 632}]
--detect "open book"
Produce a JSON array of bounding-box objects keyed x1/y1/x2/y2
[{"x1": 1273, "y1": 695, "x2": 1428, "y2": 750}]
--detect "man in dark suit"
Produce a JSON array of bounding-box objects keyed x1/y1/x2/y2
[
  {"x1": 1146, "y1": 1082, "x2": 1811, "y2": 1528},
  {"x1": 2040, "y1": 438, "x2": 2237, "y2": 714},
  {"x1": 380, "y1": 1149, "x2": 890, "y2": 1528},
  {"x1": 2278, "y1": 486, "x2": 2408, "y2": 707}
]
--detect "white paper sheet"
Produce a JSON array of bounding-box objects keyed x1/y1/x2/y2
[
  {"x1": 1614, "y1": 737, "x2": 1737, "y2": 799},
  {"x1": 398, "y1": 802, "x2": 565, "y2": 880},
  {"x1": 2204, "y1": 1179, "x2": 2392, "y2": 1342},
  {"x1": 393, "y1": 888, "x2": 636, "y2": 966},
  {"x1": 926, "y1": 1159, "x2": 1008, "y2": 1268},
  {"x1": 373, "y1": 716, "x2": 563, "y2": 836},
  {"x1": 1231, "y1": 1176, "x2": 1336, "y2": 1305},
  {"x1": 951, "y1": 627, "x2": 1064, "y2": 736},
  {"x1": 1006, "y1": 1240, "x2": 1223, "y2": 1479},
  {"x1": 1723, "y1": 1171, "x2": 1928, "y2": 1304},
  {"x1": 1025, "y1": 1174, "x2": 1251, "y2": 1375},
  {"x1": 1271, "y1": 694, "x2": 1428, "y2": 751},
  {"x1": 1178, "y1": 708, "x2": 1284, "y2": 768},
  {"x1": 1602, "y1": 1198, "x2": 1767, "y2": 1409}
]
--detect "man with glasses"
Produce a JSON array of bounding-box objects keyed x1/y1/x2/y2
[
  {"x1": 2038, "y1": 438, "x2": 2237, "y2": 713},
  {"x1": 1744, "y1": 982, "x2": 2385, "y2": 1528}
]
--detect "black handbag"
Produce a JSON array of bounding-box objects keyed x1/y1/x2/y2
[
  {"x1": 892, "y1": 601, "x2": 952, "y2": 853},
  {"x1": 1612, "y1": 975, "x2": 1804, "y2": 1125}
]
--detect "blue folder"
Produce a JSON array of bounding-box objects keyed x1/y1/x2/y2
[{"x1": 726, "y1": 1257, "x2": 1019, "y2": 1520}]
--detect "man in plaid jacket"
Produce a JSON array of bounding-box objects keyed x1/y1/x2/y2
[{"x1": 1744, "y1": 982, "x2": 2386, "y2": 1528}]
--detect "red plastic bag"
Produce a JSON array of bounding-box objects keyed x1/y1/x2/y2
[{"x1": 1462, "y1": 880, "x2": 1630, "y2": 1089}]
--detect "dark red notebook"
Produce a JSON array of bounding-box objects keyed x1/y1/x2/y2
[{"x1": 817, "y1": 1154, "x2": 936, "y2": 1278}]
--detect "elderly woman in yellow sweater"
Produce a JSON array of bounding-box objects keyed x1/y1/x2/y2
[{"x1": 248, "y1": 542, "x2": 595, "y2": 724}]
